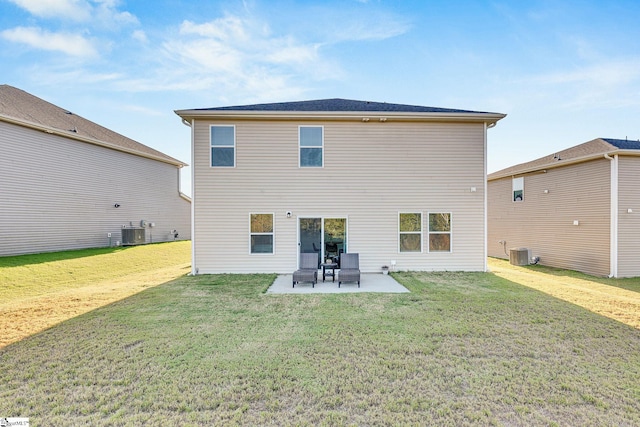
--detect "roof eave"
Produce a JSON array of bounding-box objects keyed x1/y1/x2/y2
[
  {"x1": 174, "y1": 109, "x2": 506, "y2": 125},
  {"x1": 488, "y1": 149, "x2": 640, "y2": 181},
  {"x1": 1, "y1": 113, "x2": 188, "y2": 168}
]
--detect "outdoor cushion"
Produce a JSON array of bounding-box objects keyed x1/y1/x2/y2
[
  {"x1": 293, "y1": 253, "x2": 318, "y2": 287},
  {"x1": 338, "y1": 253, "x2": 360, "y2": 287}
]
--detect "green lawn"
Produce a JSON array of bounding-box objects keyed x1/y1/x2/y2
[
  {"x1": 0, "y1": 242, "x2": 191, "y2": 347},
  {"x1": 1, "y1": 242, "x2": 191, "y2": 301},
  {"x1": 1, "y1": 265, "x2": 639, "y2": 425}
]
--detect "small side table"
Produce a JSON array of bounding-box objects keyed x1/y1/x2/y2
[{"x1": 321, "y1": 263, "x2": 338, "y2": 282}]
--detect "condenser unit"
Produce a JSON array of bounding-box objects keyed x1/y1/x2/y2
[
  {"x1": 509, "y1": 248, "x2": 529, "y2": 266},
  {"x1": 122, "y1": 227, "x2": 145, "y2": 246}
]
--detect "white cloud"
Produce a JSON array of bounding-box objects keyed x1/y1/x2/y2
[
  {"x1": 515, "y1": 58, "x2": 640, "y2": 110},
  {"x1": 153, "y1": 14, "x2": 336, "y2": 100},
  {"x1": 27, "y1": 67, "x2": 122, "y2": 86},
  {"x1": 297, "y1": 6, "x2": 410, "y2": 44},
  {"x1": 93, "y1": 0, "x2": 139, "y2": 27},
  {"x1": 7, "y1": 0, "x2": 92, "y2": 21},
  {"x1": 132, "y1": 29, "x2": 148, "y2": 43},
  {"x1": 329, "y1": 15, "x2": 410, "y2": 42},
  {"x1": 2, "y1": 6, "x2": 406, "y2": 103},
  {"x1": 535, "y1": 60, "x2": 640, "y2": 87},
  {"x1": 264, "y1": 40, "x2": 320, "y2": 65},
  {"x1": 1, "y1": 26, "x2": 97, "y2": 57},
  {"x1": 8, "y1": 0, "x2": 138, "y2": 27},
  {"x1": 179, "y1": 16, "x2": 253, "y2": 42},
  {"x1": 122, "y1": 104, "x2": 164, "y2": 116}
]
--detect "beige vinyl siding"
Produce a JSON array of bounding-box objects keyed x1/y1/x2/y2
[
  {"x1": 0, "y1": 121, "x2": 190, "y2": 256},
  {"x1": 193, "y1": 119, "x2": 486, "y2": 273},
  {"x1": 617, "y1": 156, "x2": 640, "y2": 277},
  {"x1": 488, "y1": 159, "x2": 610, "y2": 276}
]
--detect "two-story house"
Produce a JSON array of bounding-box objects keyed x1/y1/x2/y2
[
  {"x1": 488, "y1": 138, "x2": 640, "y2": 278},
  {"x1": 175, "y1": 99, "x2": 505, "y2": 274},
  {"x1": 0, "y1": 85, "x2": 191, "y2": 256}
]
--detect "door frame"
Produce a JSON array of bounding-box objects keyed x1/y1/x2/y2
[{"x1": 297, "y1": 216, "x2": 348, "y2": 267}]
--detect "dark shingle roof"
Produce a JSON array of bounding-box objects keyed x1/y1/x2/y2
[
  {"x1": 0, "y1": 84, "x2": 185, "y2": 166},
  {"x1": 602, "y1": 138, "x2": 640, "y2": 150},
  {"x1": 488, "y1": 137, "x2": 640, "y2": 180},
  {"x1": 196, "y1": 98, "x2": 495, "y2": 114}
]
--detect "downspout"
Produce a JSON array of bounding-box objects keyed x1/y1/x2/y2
[
  {"x1": 604, "y1": 153, "x2": 618, "y2": 278},
  {"x1": 180, "y1": 118, "x2": 197, "y2": 275},
  {"x1": 483, "y1": 122, "x2": 489, "y2": 272}
]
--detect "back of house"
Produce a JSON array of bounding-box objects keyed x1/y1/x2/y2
[
  {"x1": 0, "y1": 85, "x2": 191, "y2": 256},
  {"x1": 488, "y1": 137, "x2": 640, "y2": 278},
  {"x1": 176, "y1": 98, "x2": 505, "y2": 274}
]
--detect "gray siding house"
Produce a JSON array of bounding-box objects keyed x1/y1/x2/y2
[
  {"x1": 488, "y1": 138, "x2": 640, "y2": 278},
  {"x1": 176, "y1": 99, "x2": 505, "y2": 274},
  {"x1": 0, "y1": 85, "x2": 191, "y2": 256}
]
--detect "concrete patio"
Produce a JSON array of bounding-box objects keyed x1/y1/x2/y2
[{"x1": 266, "y1": 273, "x2": 410, "y2": 294}]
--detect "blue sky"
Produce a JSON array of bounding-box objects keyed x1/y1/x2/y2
[{"x1": 2, "y1": 0, "x2": 640, "y2": 196}]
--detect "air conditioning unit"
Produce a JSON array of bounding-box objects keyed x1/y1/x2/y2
[
  {"x1": 509, "y1": 248, "x2": 529, "y2": 266},
  {"x1": 122, "y1": 227, "x2": 145, "y2": 246}
]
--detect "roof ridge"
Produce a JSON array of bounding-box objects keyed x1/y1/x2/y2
[{"x1": 190, "y1": 98, "x2": 501, "y2": 115}]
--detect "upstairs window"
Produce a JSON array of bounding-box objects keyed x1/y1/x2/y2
[
  {"x1": 399, "y1": 212, "x2": 422, "y2": 252},
  {"x1": 512, "y1": 177, "x2": 524, "y2": 202},
  {"x1": 250, "y1": 213, "x2": 274, "y2": 254},
  {"x1": 211, "y1": 125, "x2": 235, "y2": 167},
  {"x1": 299, "y1": 126, "x2": 323, "y2": 167},
  {"x1": 428, "y1": 213, "x2": 451, "y2": 252}
]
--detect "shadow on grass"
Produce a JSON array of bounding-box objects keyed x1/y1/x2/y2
[
  {"x1": 0, "y1": 263, "x2": 193, "y2": 349},
  {"x1": 2, "y1": 270, "x2": 639, "y2": 426}
]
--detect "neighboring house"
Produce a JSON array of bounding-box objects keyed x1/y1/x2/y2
[
  {"x1": 0, "y1": 85, "x2": 191, "y2": 256},
  {"x1": 175, "y1": 99, "x2": 505, "y2": 274},
  {"x1": 488, "y1": 138, "x2": 640, "y2": 278}
]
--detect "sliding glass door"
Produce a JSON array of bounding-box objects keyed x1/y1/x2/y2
[
  {"x1": 299, "y1": 218, "x2": 322, "y2": 267},
  {"x1": 298, "y1": 217, "x2": 347, "y2": 267}
]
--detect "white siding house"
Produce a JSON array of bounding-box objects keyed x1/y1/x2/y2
[
  {"x1": 488, "y1": 138, "x2": 640, "y2": 278},
  {"x1": 176, "y1": 99, "x2": 505, "y2": 274},
  {"x1": 0, "y1": 85, "x2": 191, "y2": 256}
]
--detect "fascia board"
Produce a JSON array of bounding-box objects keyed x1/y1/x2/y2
[
  {"x1": 488, "y1": 149, "x2": 640, "y2": 181},
  {"x1": 1, "y1": 113, "x2": 188, "y2": 167},
  {"x1": 174, "y1": 109, "x2": 506, "y2": 125}
]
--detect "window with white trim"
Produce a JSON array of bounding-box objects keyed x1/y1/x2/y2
[
  {"x1": 250, "y1": 213, "x2": 274, "y2": 254},
  {"x1": 513, "y1": 177, "x2": 524, "y2": 202},
  {"x1": 211, "y1": 125, "x2": 235, "y2": 167},
  {"x1": 428, "y1": 212, "x2": 451, "y2": 252},
  {"x1": 299, "y1": 126, "x2": 323, "y2": 167},
  {"x1": 399, "y1": 212, "x2": 422, "y2": 252}
]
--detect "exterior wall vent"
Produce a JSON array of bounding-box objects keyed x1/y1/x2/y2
[
  {"x1": 509, "y1": 248, "x2": 529, "y2": 266},
  {"x1": 122, "y1": 227, "x2": 146, "y2": 246}
]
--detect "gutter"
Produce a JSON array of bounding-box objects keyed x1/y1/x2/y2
[
  {"x1": 483, "y1": 122, "x2": 488, "y2": 272},
  {"x1": 1, "y1": 113, "x2": 188, "y2": 168},
  {"x1": 174, "y1": 109, "x2": 507, "y2": 126},
  {"x1": 182, "y1": 117, "x2": 197, "y2": 275},
  {"x1": 604, "y1": 153, "x2": 618, "y2": 278},
  {"x1": 178, "y1": 116, "x2": 197, "y2": 274},
  {"x1": 488, "y1": 149, "x2": 640, "y2": 181}
]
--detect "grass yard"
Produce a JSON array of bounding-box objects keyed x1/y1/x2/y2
[
  {"x1": 1, "y1": 253, "x2": 639, "y2": 426},
  {"x1": 0, "y1": 241, "x2": 191, "y2": 347},
  {"x1": 489, "y1": 257, "x2": 640, "y2": 329}
]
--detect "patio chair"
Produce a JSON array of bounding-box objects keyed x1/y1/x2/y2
[
  {"x1": 338, "y1": 253, "x2": 360, "y2": 288},
  {"x1": 293, "y1": 253, "x2": 318, "y2": 288},
  {"x1": 325, "y1": 242, "x2": 338, "y2": 258}
]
